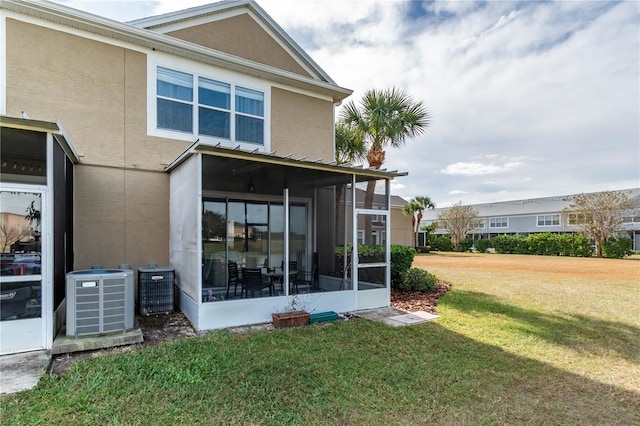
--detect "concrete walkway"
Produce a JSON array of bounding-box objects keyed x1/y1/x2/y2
[
  {"x1": 0, "y1": 350, "x2": 50, "y2": 395},
  {"x1": 352, "y1": 307, "x2": 439, "y2": 327}
]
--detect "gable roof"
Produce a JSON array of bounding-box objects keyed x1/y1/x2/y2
[
  {"x1": 1, "y1": 0, "x2": 352, "y2": 102},
  {"x1": 127, "y1": 0, "x2": 334, "y2": 84},
  {"x1": 420, "y1": 188, "x2": 640, "y2": 221}
]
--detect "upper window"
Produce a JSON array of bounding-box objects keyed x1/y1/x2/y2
[
  {"x1": 537, "y1": 214, "x2": 560, "y2": 227},
  {"x1": 156, "y1": 66, "x2": 265, "y2": 145},
  {"x1": 489, "y1": 217, "x2": 508, "y2": 228},
  {"x1": 472, "y1": 219, "x2": 485, "y2": 229}
]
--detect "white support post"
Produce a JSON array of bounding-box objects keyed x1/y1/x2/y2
[
  {"x1": 351, "y1": 174, "x2": 358, "y2": 298},
  {"x1": 283, "y1": 187, "x2": 289, "y2": 295}
]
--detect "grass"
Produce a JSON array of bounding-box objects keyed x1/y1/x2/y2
[{"x1": 1, "y1": 253, "x2": 639, "y2": 425}]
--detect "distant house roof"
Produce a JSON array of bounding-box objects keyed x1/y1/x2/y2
[
  {"x1": 2, "y1": 0, "x2": 352, "y2": 102},
  {"x1": 421, "y1": 188, "x2": 640, "y2": 221}
]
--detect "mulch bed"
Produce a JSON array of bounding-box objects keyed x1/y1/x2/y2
[{"x1": 390, "y1": 281, "x2": 452, "y2": 314}]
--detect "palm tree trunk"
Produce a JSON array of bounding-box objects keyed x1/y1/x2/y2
[{"x1": 364, "y1": 146, "x2": 385, "y2": 245}]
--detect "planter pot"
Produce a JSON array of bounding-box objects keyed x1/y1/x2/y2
[{"x1": 272, "y1": 310, "x2": 310, "y2": 328}]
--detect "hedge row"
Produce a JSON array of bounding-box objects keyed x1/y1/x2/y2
[
  {"x1": 336, "y1": 244, "x2": 416, "y2": 287},
  {"x1": 475, "y1": 233, "x2": 596, "y2": 257}
]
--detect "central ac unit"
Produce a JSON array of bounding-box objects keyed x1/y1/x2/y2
[{"x1": 66, "y1": 269, "x2": 134, "y2": 337}]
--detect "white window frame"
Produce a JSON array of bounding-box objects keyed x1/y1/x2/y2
[
  {"x1": 357, "y1": 230, "x2": 364, "y2": 245},
  {"x1": 473, "y1": 219, "x2": 485, "y2": 230},
  {"x1": 489, "y1": 217, "x2": 509, "y2": 228},
  {"x1": 537, "y1": 214, "x2": 560, "y2": 227},
  {"x1": 147, "y1": 54, "x2": 271, "y2": 151}
]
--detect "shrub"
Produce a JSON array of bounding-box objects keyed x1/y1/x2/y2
[
  {"x1": 557, "y1": 234, "x2": 593, "y2": 257},
  {"x1": 458, "y1": 237, "x2": 474, "y2": 252},
  {"x1": 390, "y1": 245, "x2": 416, "y2": 287},
  {"x1": 475, "y1": 238, "x2": 493, "y2": 253},
  {"x1": 401, "y1": 268, "x2": 439, "y2": 291},
  {"x1": 493, "y1": 235, "x2": 528, "y2": 254},
  {"x1": 527, "y1": 233, "x2": 560, "y2": 256},
  {"x1": 431, "y1": 236, "x2": 454, "y2": 252},
  {"x1": 602, "y1": 238, "x2": 633, "y2": 259},
  {"x1": 336, "y1": 245, "x2": 415, "y2": 286},
  {"x1": 570, "y1": 235, "x2": 593, "y2": 257}
]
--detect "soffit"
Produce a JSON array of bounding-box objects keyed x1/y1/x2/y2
[
  {"x1": 166, "y1": 142, "x2": 406, "y2": 190},
  {"x1": 0, "y1": 115, "x2": 80, "y2": 163}
]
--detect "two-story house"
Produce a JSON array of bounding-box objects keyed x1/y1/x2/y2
[
  {"x1": 0, "y1": 0, "x2": 405, "y2": 354},
  {"x1": 419, "y1": 188, "x2": 640, "y2": 250}
]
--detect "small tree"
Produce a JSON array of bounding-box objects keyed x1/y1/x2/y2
[
  {"x1": 0, "y1": 224, "x2": 30, "y2": 253},
  {"x1": 562, "y1": 191, "x2": 634, "y2": 257},
  {"x1": 402, "y1": 196, "x2": 435, "y2": 247},
  {"x1": 437, "y1": 202, "x2": 479, "y2": 251}
]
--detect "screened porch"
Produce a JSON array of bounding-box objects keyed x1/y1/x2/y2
[{"x1": 167, "y1": 142, "x2": 405, "y2": 330}]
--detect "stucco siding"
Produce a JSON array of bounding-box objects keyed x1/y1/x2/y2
[
  {"x1": 166, "y1": 14, "x2": 312, "y2": 78},
  {"x1": 123, "y1": 169, "x2": 170, "y2": 269},
  {"x1": 6, "y1": 19, "x2": 190, "y2": 170},
  {"x1": 390, "y1": 207, "x2": 413, "y2": 246},
  {"x1": 271, "y1": 87, "x2": 334, "y2": 161},
  {"x1": 73, "y1": 166, "x2": 169, "y2": 270},
  {"x1": 6, "y1": 19, "x2": 180, "y2": 270},
  {"x1": 73, "y1": 166, "x2": 126, "y2": 269}
]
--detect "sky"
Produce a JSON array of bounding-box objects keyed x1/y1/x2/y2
[{"x1": 53, "y1": 0, "x2": 640, "y2": 207}]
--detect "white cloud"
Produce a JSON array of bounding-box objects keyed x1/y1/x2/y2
[
  {"x1": 441, "y1": 161, "x2": 524, "y2": 176},
  {"x1": 448, "y1": 190, "x2": 469, "y2": 195},
  {"x1": 49, "y1": 0, "x2": 640, "y2": 207}
]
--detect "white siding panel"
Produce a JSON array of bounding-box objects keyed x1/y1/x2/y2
[{"x1": 170, "y1": 154, "x2": 200, "y2": 303}]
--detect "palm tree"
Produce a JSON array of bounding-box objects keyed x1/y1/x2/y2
[
  {"x1": 335, "y1": 120, "x2": 366, "y2": 166},
  {"x1": 402, "y1": 196, "x2": 435, "y2": 247},
  {"x1": 340, "y1": 88, "x2": 430, "y2": 244},
  {"x1": 334, "y1": 121, "x2": 366, "y2": 241}
]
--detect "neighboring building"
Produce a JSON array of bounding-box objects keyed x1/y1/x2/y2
[
  {"x1": 336, "y1": 188, "x2": 413, "y2": 248},
  {"x1": 0, "y1": 0, "x2": 406, "y2": 354},
  {"x1": 418, "y1": 188, "x2": 640, "y2": 250}
]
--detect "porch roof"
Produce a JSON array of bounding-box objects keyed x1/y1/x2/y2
[
  {"x1": 165, "y1": 141, "x2": 407, "y2": 190},
  {"x1": 0, "y1": 115, "x2": 80, "y2": 164}
]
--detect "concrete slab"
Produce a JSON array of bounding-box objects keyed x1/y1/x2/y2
[
  {"x1": 388, "y1": 311, "x2": 439, "y2": 324},
  {"x1": 353, "y1": 307, "x2": 439, "y2": 327},
  {"x1": 0, "y1": 350, "x2": 50, "y2": 395},
  {"x1": 52, "y1": 320, "x2": 144, "y2": 355}
]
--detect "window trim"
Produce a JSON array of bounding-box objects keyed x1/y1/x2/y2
[
  {"x1": 148, "y1": 57, "x2": 270, "y2": 151},
  {"x1": 489, "y1": 217, "x2": 509, "y2": 228},
  {"x1": 536, "y1": 214, "x2": 560, "y2": 227}
]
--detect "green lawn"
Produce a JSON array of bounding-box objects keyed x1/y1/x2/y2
[{"x1": 1, "y1": 253, "x2": 639, "y2": 425}]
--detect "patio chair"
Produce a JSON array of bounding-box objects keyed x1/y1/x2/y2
[
  {"x1": 279, "y1": 260, "x2": 298, "y2": 292},
  {"x1": 291, "y1": 264, "x2": 317, "y2": 294},
  {"x1": 241, "y1": 267, "x2": 271, "y2": 298},
  {"x1": 226, "y1": 261, "x2": 241, "y2": 299}
]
